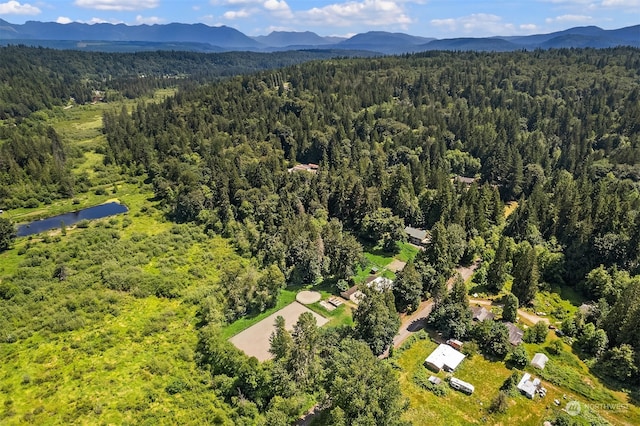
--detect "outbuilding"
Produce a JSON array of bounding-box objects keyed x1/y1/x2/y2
[
  {"x1": 424, "y1": 344, "x2": 466, "y2": 372},
  {"x1": 531, "y1": 353, "x2": 549, "y2": 370}
]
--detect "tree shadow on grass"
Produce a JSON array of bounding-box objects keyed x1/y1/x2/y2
[{"x1": 588, "y1": 365, "x2": 640, "y2": 406}]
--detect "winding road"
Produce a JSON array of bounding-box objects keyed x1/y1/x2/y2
[{"x1": 390, "y1": 260, "x2": 481, "y2": 350}]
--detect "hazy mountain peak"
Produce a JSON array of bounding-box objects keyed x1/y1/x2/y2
[{"x1": 0, "y1": 20, "x2": 637, "y2": 54}]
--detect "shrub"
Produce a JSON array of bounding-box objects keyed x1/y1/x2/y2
[
  {"x1": 509, "y1": 345, "x2": 528, "y2": 369},
  {"x1": 25, "y1": 198, "x2": 39, "y2": 208},
  {"x1": 461, "y1": 341, "x2": 479, "y2": 358},
  {"x1": 500, "y1": 371, "x2": 520, "y2": 396},
  {"x1": 412, "y1": 369, "x2": 448, "y2": 396},
  {"x1": 165, "y1": 379, "x2": 189, "y2": 395},
  {"x1": 489, "y1": 390, "x2": 509, "y2": 413},
  {"x1": 524, "y1": 321, "x2": 548, "y2": 344},
  {"x1": 76, "y1": 220, "x2": 90, "y2": 229}
]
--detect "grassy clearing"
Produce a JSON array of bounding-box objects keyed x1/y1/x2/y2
[
  {"x1": 0, "y1": 221, "x2": 244, "y2": 424},
  {"x1": 221, "y1": 289, "x2": 298, "y2": 339},
  {"x1": 532, "y1": 289, "x2": 583, "y2": 324},
  {"x1": 0, "y1": 296, "x2": 225, "y2": 425},
  {"x1": 396, "y1": 242, "x2": 420, "y2": 262},
  {"x1": 353, "y1": 242, "x2": 418, "y2": 284},
  {"x1": 395, "y1": 332, "x2": 639, "y2": 425},
  {"x1": 306, "y1": 302, "x2": 353, "y2": 328}
]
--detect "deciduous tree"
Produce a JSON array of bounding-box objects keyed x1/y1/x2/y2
[
  {"x1": 353, "y1": 287, "x2": 400, "y2": 356},
  {"x1": 392, "y1": 262, "x2": 423, "y2": 313}
]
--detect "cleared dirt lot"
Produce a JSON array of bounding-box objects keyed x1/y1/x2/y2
[{"x1": 229, "y1": 301, "x2": 329, "y2": 361}]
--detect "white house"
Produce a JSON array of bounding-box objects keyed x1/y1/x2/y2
[
  {"x1": 369, "y1": 276, "x2": 394, "y2": 292},
  {"x1": 517, "y1": 373, "x2": 541, "y2": 399},
  {"x1": 424, "y1": 344, "x2": 466, "y2": 372}
]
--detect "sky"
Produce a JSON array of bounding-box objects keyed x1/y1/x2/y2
[{"x1": 0, "y1": 0, "x2": 638, "y2": 38}]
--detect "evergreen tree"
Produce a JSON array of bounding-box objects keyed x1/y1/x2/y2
[
  {"x1": 511, "y1": 242, "x2": 539, "y2": 305},
  {"x1": 269, "y1": 316, "x2": 293, "y2": 361},
  {"x1": 449, "y1": 273, "x2": 468, "y2": 305},
  {"x1": 289, "y1": 312, "x2": 320, "y2": 390},
  {"x1": 423, "y1": 220, "x2": 452, "y2": 275},
  {"x1": 0, "y1": 218, "x2": 16, "y2": 252},
  {"x1": 487, "y1": 236, "x2": 508, "y2": 293},
  {"x1": 502, "y1": 293, "x2": 519, "y2": 323}
]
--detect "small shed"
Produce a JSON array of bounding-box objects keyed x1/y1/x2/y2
[
  {"x1": 428, "y1": 375, "x2": 441, "y2": 385},
  {"x1": 340, "y1": 286, "x2": 364, "y2": 304},
  {"x1": 446, "y1": 339, "x2": 463, "y2": 351},
  {"x1": 531, "y1": 353, "x2": 549, "y2": 370},
  {"x1": 450, "y1": 377, "x2": 474, "y2": 394},
  {"x1": 424, "y1": 344, "x2": 466, "y2": 372}
]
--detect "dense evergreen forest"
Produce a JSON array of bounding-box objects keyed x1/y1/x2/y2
[
  {"x1": 0, "y1": 46, "x2": 366, "y2": 119},
  {"x1": 1, "y1": 46, "x2": 640, "y2": 424}
]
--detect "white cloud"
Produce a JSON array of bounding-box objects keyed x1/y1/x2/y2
[
  {"x1": 520, "y1": 23, "x2": 538, "y2": 31},
  {"x1": 263, "y1": 0, "x2": 292, "y2": 18},
  {"x1": 601, "y1": 0, "x2": 640, "y2": 5},
  {"x1": 215, "y1": 0, "x2": 293, "y2": 20},
  {"x1": 0, "y1": 1, "x2": 41, "y2": 15},
  {"x1": 545, "y1": 14, "x2": 594, "y2": 23},
  {"x1": 135, "y1": 14, "x2": 164, "y2": 24},
  {"x1": 74, "y1": 0, "x2": 158, "y2": 11},
  {"x1": 431, "y1": 14, "x2": 519, "y2": 36},
  {"x1": 86, "y1": 17, "x2": 123, "y2": 24},
  {"x1": 56, "y1": 16, "x2": 73, "y2": 23},
  {"x1": 211, "y1": 0, "x2": 261, "y2": 5},
  {"x1": 223, "y1": 8, "x2": 251, "y2": 19},
  {"x1": 299, "y1": 0, "x2": 412, "y2": 29}
]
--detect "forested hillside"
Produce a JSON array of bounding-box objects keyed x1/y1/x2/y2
[
  {"x1": 0, "y1": 46, "x2": 366, "y2": 119},
  {"x1": 1, "y1": 47, "x2": 639, "y2": 425}
]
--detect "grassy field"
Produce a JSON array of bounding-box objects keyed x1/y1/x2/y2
[
  {"x1": 0, "y1": 92, "x2": 242, "y2": 424},
  {"x1": 395, "y1": 332, "x2": 640, "y2": 425},
  {"x1": 221, "y1": 290, "x2": 298, "y2": 339},
  {"x1": 0, "y1": 297, "x2": 225, "y2": 425},
  {"x1": 353, "y1": 242, "x2": 419, "y2": 284}
]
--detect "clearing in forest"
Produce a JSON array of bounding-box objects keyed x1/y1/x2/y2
[{"x1": 229, "y1": 301, "x2": 328, "y2": 361}]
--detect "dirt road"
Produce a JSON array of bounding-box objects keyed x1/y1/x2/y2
[
  {"x1": 390, "y1": 260, "x2": 482, "y2": 350},
  {"x1": 468, "y1": 298, "x2": 550, "y2": 325}
]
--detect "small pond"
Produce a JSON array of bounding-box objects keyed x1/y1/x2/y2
[{"x1": 17, "y1": 202, "x2": 129, "y2": 237}]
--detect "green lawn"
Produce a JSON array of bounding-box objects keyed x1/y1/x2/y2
[
  {"x1": 395, "y1": 333, "x2": 639, "y2": 425},
  {"x1": 353, "y1": 242, "x2": 419, "y2": 284},
  {"x1": 221, "y1": 290, "x2": 298, "y2": 339},
  {"x1": 306, "y1": 302, "x2": 353, "y2": 328}
]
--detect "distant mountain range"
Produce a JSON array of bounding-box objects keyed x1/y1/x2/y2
[{"x1": 0, "y1": 19, "x2": 638, "y2": 54}]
